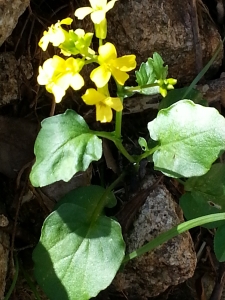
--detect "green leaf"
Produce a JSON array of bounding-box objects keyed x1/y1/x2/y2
[
  {"x1": 159, "y1": 87, "x2": 208, "y2": 110},
  {"x1": 180, "y1": 164, "x2": 225, "y2": 229},
  {"x1": 33, "y1": 186, "x2": 125, "y2": 300},
  {"x1": 55, "y1": 185, "x2": 117, "y2": 210},
  {"x1": 30, "y1": 110, "x2": 102, "y2": 187},
  {"x1": 135, "y1": 52, "x2": 167, "y2": 95},
  {"x1": 148, "y1": 100, "x2": 225, "y2": 177},
  {"x1": 184, "y1": 163, "x2": 225, "y2": 195},
  {"x1": 180, "y1": 192, "x2": 225, "y2": 229},
  {"x1": 214, "y1": 224, "x2": 225, "y2": 262},
  {"x1": 150, "y1": 52, "x2": 168, "y2": 79},
  {"x1": 138, "y1": 137, "x2": 149, "y2": 152}
]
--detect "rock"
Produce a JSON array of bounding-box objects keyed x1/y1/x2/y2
[
  {"x1": 107, "y1": 0, "x2": 223, "y2": 84},
  {"x1": 113, "y1": 175, "x2": 197, "y2": 299},
  {"x1": 0, "y1": 0, "x2": 30, "y2": 46},
  {"x1": 0, "y1": 52, "x2": 33, "y2": 106},
  {"x1": 0, "y1": 222, "x2": 10, "y2": 300}
]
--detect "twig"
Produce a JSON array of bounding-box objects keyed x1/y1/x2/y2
[{"x1": 210, "y1": 262, "x2": 225, "y2": 300}]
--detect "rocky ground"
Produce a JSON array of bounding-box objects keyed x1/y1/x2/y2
[{"x1": 1, "y1": 0, "x2": 225, "y2": 299}]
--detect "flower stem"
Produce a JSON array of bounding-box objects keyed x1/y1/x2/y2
[
  {"x1": 99, "y1": 38, "x2": 103, "y2": 46},
  {"x1": 115, "y1": 109, "x2": 123, "y2": 139},
  {"x1": 125, "y1": 83, "x2": 159, "y2": 93},
  {"x1": 94, "y1": 130, "x2": 136, "y2": 164},
  {"x1": 123, "y1": 212, "x2": 225, "y2": 263},
  {"x1": 115, "y1": 83, "x2": 124, "y2": 139}
]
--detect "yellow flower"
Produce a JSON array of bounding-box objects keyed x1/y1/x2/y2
[
  {"x1": 82, "y1": 85, "x2": 123, "y2": 122},
  {"x1": 39, "y1": 18, "x2": 72, "y2": 51},
  {"x1": 157, "y1": 78, "x2": 177, "y2": 97},
  {"x1": 75, "y1": 0, "x2": 117, "y2": 24},
  {"x1": 90, "y1": 42, "x2": 136, "y2": 88},
  {"x1": 37, "y1": 55, "x2": 84, "y2": 103}
]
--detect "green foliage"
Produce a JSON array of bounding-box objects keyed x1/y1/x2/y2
[
  {"x1": 180, "y1": 164, "x2": 225, "y2": 261},
  {"x1": 33, "y1": 186, "x2": 125, "y2": 300},
  {"x1": 148, "y1": 100, "x2": 225, "y2": 177},
  {"x1": 180, "y1": 163, "x2": 225, "y2": 228},
  {"x1": 30, "y1": 110, "x2": 102, "y2": 187},
  {"x1": 135, "y1": 52, "x2": 174, "y2": 96},
  {"x1": 159, "y1": 87, "x2": 208, "y2": 110},
  {"x1": 31, "y1": 3, "x2": 225, "y2": 296}
]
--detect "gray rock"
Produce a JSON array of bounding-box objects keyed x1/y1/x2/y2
[
  {"x1": 113, "y1": 176, "x2": 197, "y2": 299},
  {"x1": 0, "y1": 52, "x2": 33, "y2": 106},
  {"x1": 0, "y1": 0, "x2": 30, "y2": 46},
  {"x1": 107, "y1": 0, "x2": 223, "y2": 85}
]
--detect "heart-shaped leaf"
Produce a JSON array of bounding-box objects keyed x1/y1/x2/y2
[
  {"x1": 30, "y1": 110, "x2": 102, "y2": 187},
  {"x1": 148, "y1": 100, "x2": 225, "y2": 177},
  {"x1": 180, "y1": 164, "x2": 225, "y2": 229},
  {"x1": 180, "y1": 192, "x2": 225, "y2": 229},
  {"x1": 33, "y1": 186, "x2": 125, "y2": 300}
]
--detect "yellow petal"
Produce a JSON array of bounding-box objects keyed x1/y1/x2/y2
[
  {"x1": 51, "y1": 85, "x2": 66, "y2": 103},
  {"x1": 39, "y1": 32, "x2": 49, "y2": 51},
  {"x1": 96, "y1": 103, "x2": 113, "y2": 123},
  {"x1": 75, "y1": 7, "x2": 93, "y2": 19},
  {"x1": 60, "y1": 17, "x2": 73, "y2": 25},
  {"x1": 70, "y1": 73, "x2": 84, "y2": 90},
  {"x1": 90, "y1": 65, "x2": 111, "y2": 88},
  {"x1": 91, "y1": 10, "x2": 106, "y2": 24},
  {"x1": 82, "y1": 88, "x2": 106, "y2": 105},
  {"x1": 55, "y1": 73, "x2": 71, "y2": 90},
  {"x1": 74, "y1": 28, "x2": 85, "y2": 36},
  {"x1": 66, "y1": 57, "x2": 84, "y2": 73},
  {"x1": 50, "y1": 28, "x2": 65, "y2": 46},
  {"x1": 51, "y1": 55, "x2": 66, "y2": 72},
  {"x1": 37, "y1": 66, "x2": 49, "y2": 85},
  {"x1": 98, "y1": 42, "x2": 117, "y2": 62},
  {"x1": 41, "y1": 58, "x2": 56, "y2": 77},
  {"x1": 112, "y1": 55, "x2": 136, "y2": 71},
  {"x1": 105, "y1": 0, "x2": 117, "y2": 12},
  {"x1": 111, "y1": 67, "x2": 129, "y2": 86},
  {"x1": 103, "y1": 97, "x2": 123, "y2": 111}
]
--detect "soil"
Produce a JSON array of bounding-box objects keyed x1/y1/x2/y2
[{"x1": 1, "y1": 0, "x2": 225, "y2": 299}]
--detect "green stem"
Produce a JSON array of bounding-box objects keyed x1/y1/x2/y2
[
  {"x1": 125, "y1": 83, "x2": 159, "y2": 93},
  {"x1": 90, "y1": 172, "x2": 126, "y2": 224},
  {"x1": 123, "y1": 212, "x2": 225, "y2": 263},
  {"x1": 94, "y1": 130, "x2": 136, "y2": 163},
  {"x1": 176, "y1": 178, "x2": 185, "y2": 185},
  {"x1": 99, "y1": 39, "x2": 103, "y2": 46},
  {"x1": 115, "y1": 109, "x2": 123, "y2": 139},
  {"x1": 136, "y1": 145, "x2": 160, "y2": 162},
  {"x1": 115, "y1": 83, "x2": 124, "y2": 139},
  {"x1": 4, "y1": 255, "x2": 19, "y2": 300}
]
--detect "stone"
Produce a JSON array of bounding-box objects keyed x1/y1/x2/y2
[
  {"x1": 0, "y1": 52, "x2": 33, "y2": 106},
  {"x1": 0, "y1": 0, "x2": 30, "y2": 46},
  {"x1": 113, "y1": 175, "x2": 197, "y2": 299},
  {"x1": 107, "y1": 0, "x2": 223, "y2": 85}
]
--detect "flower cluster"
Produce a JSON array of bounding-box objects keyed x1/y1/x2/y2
[
  {"x1": 37, "y1": 0, "x2": 175, "y2": 123},
  {"x1": 82, "y1": 85, "x2": 123, "y2": 123},
  {"x1": 37, "y1": 56, "x2": 84, "y2": 103},
  {"x1": 75, "y1": 0, "x2": 118, "y2": 39},
  {"x1": 37, "y1": 0, "x2": 137, "y2": 122},
  {"x1": 157, "y1": 78, "x2": 177, "y2": 97}
]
